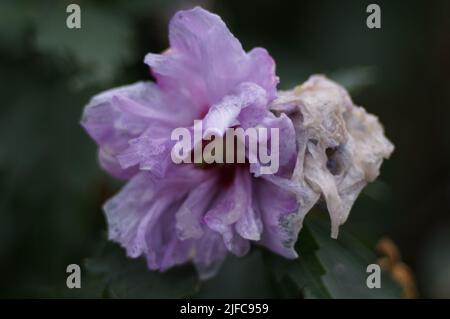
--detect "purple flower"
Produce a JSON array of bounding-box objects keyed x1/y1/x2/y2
[{"x1": 81, "y1": 7, "x2": 300, "y2": 278}]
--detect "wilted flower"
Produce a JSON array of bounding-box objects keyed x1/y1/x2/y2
[
  {"x1": 81, "y1": 7, "x2": 299, "y2": 278},
  {"x1": 270, "y1": 75, "x2": 394, "y2": 238},
  {"x1": 81, "y1": 7, "x2": 394, "y2": 278}
]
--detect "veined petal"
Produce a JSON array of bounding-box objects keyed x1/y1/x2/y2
[
  {"x1": 261, "y1": 112, "x2": 297, "y2": 176},
  {"x1": 202, "y1": 82, "x2": 267, "y2": 138},
  {"x1": 235, "y1": 180, "x2": 263, "y2": 241},
  {"x1": 193, "y1": 229, "x2": 228, "y2": 280},
  {"x1": 248, "y1": 112, "x2": 297, "y2": 177},
  {"x1": 247, "y1": 47, "x2": 279, "y2": 101},
  {"x1": 81, "y1": 81, "x2": 188, "y2": 178},
  {"x1": 103, "y1": 172, "x2": 160, "y2": 258},
  {"x1": 204, "y1": 167, "x2": 252, "y2": 256},
  {"x1": 204, "y1": 167, "x2": 249, "y2": 229},
  {"x1": 146, "y1": 7, "x2": 278, "y2": 106},
  {"x1": 254, "y1": 178, "x2": 300, "y2": 259},
  {"x1": 116, "y1": 132, "x2": 174, "y2": 178},
  {"x1": 175, "y1": 176, "x2": 219, "y2": 240},
  {"x1": 98, "y1": 148, "x2": 138, "y2": 180},
  {"x1": 104, "y1": 166, "x2": 211, "y2": 262}
]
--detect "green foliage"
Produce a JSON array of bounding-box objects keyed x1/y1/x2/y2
[
  {"x1": 265, "y1": 215, "x2": 403, "y2": 299},
  {"x1": 80, "y1": 216, "x2": 402, "y2": 299},
  {"x1": 84, "y1": 241, "x2": 199, "y2": 298}
]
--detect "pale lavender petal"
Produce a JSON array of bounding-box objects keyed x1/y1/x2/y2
[
  {"x1": 246, "y1": 47, "x2": 278, "y2": 101},
  {"x1": 175, "y1": 176, "x2": 219, "y2": 240},
  {"x1": 248, "y1": 112, "x2": 297, "y2": 177},
  {"x1": 103, "y1": 172, "x2": 161, "y2": 258},
  {"x1": 262, "y1": 112, "x2": 297, "y2": 176},
  {"x1": 254, "y1": 178, "x2": 300, "y2": 258},
  {"x1": 145, "y1": 7, "x2": 278, "y2": 106},
  {"x1": 144, "y1": 52, "x2": 208, "y2": 113},
  {"x1": 144, "y1": 200, "x2": 193, "y2": 271},
  {"x1": 81, "y1": 82, "x2": 188, "y2": 178},
  {"x1": 204, "y1": 167, "x2": 251, "y2": 256},
  {"x1": 193, "y1": 229, "x2": 228, "y2": 280},
  {"x1": 116, "y1": 132, "x2": 174, "y2": 178},
  {"x1": 204, "y1": 167, "x2": 249, "y2": 229},
  {"x1": 202, "y1": 82, "x2": 267, "y2": 137},
  {"x1": 98, "y1": 148, "x2": 137, "y2": 180},
  {"x1": 104, "y1": 166, "x2": 211, "y2": 267},
  {"x1": 235, "y1": 179, "x2": 263, "y2": 241}
]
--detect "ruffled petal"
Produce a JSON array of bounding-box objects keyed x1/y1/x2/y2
[
  {"x1": 254, "y1": 178, "x2": 300, "y2": 259},
  {"x1": 103, "y1": 172, "x2": 162, "y2": 258},
  {"x1": 246, "y1": 47, "x2": 278, "y2": 101},
  {"x1": 193, "y1": 228, "x2": 228, "y2": 280},
  {"x1": 262, "y1": 112, "x2": 297, "y2": 176},
  {"x1": 81, "y1": 82, "x2": 189, "y2": 178},
  {"x1": 235, "y1": 181, "x2": 263, "y2": 241},
  {"x1": 248, "y1": 112, "x2": 297, "y2": 177},
  {"x1": 175, "y1": 176, "x2": 219, "y2": 240},
  {"x1": 145, "y1": 7, "x2": 278, "y2": 106},
  {"x1": 202, "y1": 82, "x2": 267, "y2": 138},
  {"x1": 98, "y1": 148, "x2": 137, "y2": 180},
  {"x1": 116, "y1": 132, "x2": 174, "y2": 178},
  {"x1": 104, "y1": 166, "x2": 212, "y2": 269},
  {"x1": 204, "y1": 166, "x2": 251, "y2": 256}
]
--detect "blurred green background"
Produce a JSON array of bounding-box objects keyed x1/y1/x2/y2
[{"x1": 0, "y1": 0, "x2": 449, "y2": 298}]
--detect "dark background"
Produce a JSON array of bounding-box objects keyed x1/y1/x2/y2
[{"x1": 0, "y1": 0, "x2": 449, "y2": 298}]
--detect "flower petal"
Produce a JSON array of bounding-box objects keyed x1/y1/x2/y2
[
  {"x1": 145, "y1": 7, "x2": 278, "y2": 106},
  {"x1": 116, "y1": 132, "x2": 174, "y2": 178},
  {"x1": 175, "y1": 176, "x2": 219, "y2": 240},
  {"x1": 104, "y1": 166, "x2": 211, "y2": 268},
  {"x1": 103, "y1": 172, "x2": 161, "y2": 258},
  {"x1": 248, "y1": 112, "x2": 297, "y2": 177},
  {"x1": 254, "y1": 178, "x2": 300, "y2": 258},
  {"x1": 235, "y1": 182, "x2": 263, "y2": 241},
  {"x1": 193, "y1": 228, "x2": 228, "y2": 280},
  {"x1": 204, "y1": 167, "x2": 252, "y2": 256},
  {"x1": 98, "y1": 148, "x2": 137, "y2": 180},
  {"x1": 81, "y1": 81, "x2": 188, "y2": 178},
  {"x1": 246, "y1": 47, "x2": 278, "y2": 101},
  {"x1": 202, "y1": 82, "x2": 267, "y2": 138}
]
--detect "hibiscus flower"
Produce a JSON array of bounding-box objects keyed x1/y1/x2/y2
[{"x1": 81, "y1": 7, "x2": 300, "y2": 278}]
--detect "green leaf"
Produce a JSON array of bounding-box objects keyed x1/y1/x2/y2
[
  {"x1": 306, "y1": 217, "x2": 402, "y2": 298},
  {"x1": 194, "y1": 249, "x2": 278, "y2": 298},
  {"x1": 289, "y1": 225, "x2": 332, "y2": 298},
  {"x1": 265, "y1": 215, "x2": 403, "y2": 299},
  {"x1": 264, "y1": 224, "x2": 331, "y2": 298},
  {"x1": 82, "y1": 216, "x2": 403, "y2": 299},
  {"x1": 84, "y1": 241, "x2": 200, "y2": 299}
]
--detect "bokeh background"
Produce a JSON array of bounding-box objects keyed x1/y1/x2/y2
[{"x1": 0, "y1": 0, "x2": 449, "y2": 298}]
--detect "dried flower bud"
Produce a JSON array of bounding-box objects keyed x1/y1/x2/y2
[{"x1": 270, "y1": 75, "x2": 394, "y2": 238}]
